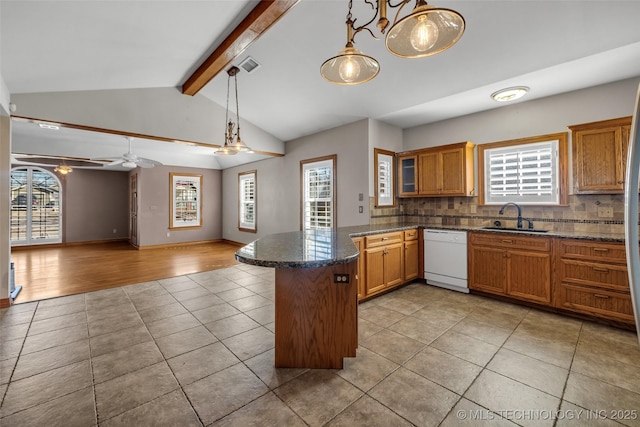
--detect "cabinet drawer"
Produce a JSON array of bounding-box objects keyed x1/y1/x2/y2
[
  {"x1": 558, "y1": 259, "x2": 629, "y2": 292},
  {"x1": 556, "y1": 283, "x2": 634, "y2": 323},
  {"x1": 365, "y1": 232, "x2": 403, "y2": 248},
  {"x1": 470, "y1": 232, "x2": 550, "y2": 252},
  {"x1": 558, "y1": 240, "x2": 626, "y2": 263},
  {"x1": 404, "y1": 229, "x2": 419, "y2": 241}
]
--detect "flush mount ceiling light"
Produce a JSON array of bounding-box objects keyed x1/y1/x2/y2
[
  {"x1": 215, "y1": 66, "x2": 253, "y2": 156},
  {"x1": 54, "y1": 163, "x2": 72, "y2": 175},
  {"x1": 320, "y1": 0, "x2": 465, "y2": 85},
  {"x1": 491, "y1": 86, "x2": 530, "y2": 102}
]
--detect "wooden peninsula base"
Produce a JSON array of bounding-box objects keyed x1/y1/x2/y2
[{"x1": 274, "y1": 260, "x2": 358, "y2": 369}]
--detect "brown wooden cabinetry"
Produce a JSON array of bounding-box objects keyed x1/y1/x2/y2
[
  {"x1": 469, "y1": 232, "x2": 552, "y2": 304},
  {"x1": 555, "y1": 239, "x2": 634, "y2": 323},
  {"x1": 354, "y1": 228, "x2": 420, "y2": 300},
  {"x1": 398, "y1": 142, "x2": 475, "y2": 197},
  {"x1": 403, "y1": 229, "x2": 420, "y2": 281},
  {"x1": 397, "y1": 154, "x2": 418, "y2": 196},
  {"x1": 570, "y1": 116, "x2": 632, "y2": 194},
  {"x1": 364, "y1": 231, "x2": 404, "y2": 296},
  {"x1": 352, "y1": 237, "x2": 365, "y2": 299}
]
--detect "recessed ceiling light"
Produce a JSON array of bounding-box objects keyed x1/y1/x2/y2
[
  {"x1": 38, "y1": 123, "x2": 60, "y2": 130},
  {"x1": 491, "y1": 86, "x2": 529, "y2": 102}
]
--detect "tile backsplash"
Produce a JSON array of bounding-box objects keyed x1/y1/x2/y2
[{"x1": 370, "y1": 194, "x2": 626, "y2": 235}]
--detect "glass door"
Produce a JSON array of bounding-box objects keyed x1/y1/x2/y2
[{"x1": 10, "y1": 167, "x2": 62, "y2": 246}]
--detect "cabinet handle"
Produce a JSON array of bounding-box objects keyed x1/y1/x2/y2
[
  {"x1": 592, "y1": 267, "x2": 609, "y2": 273},
  {"x1": 593, "y1": 248, "x2": 610, "y2": 253},
  {"x1": 381, "y1": 237, "x2": 388, "y2": 241},
  {"x1": 593, "y1": 294, "x2": 611, "y2": 299},
  {"x1": 501, "y1": 239, "x2": 513, "y2": 244}
]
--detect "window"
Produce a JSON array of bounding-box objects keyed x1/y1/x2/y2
[
  {"x1": 301, "y1": 155, "x2": 336, "y2": 230},
  {"x1": 170, "y1": 173, "x2": 202, "y2": 229},
  {"x1": 10, "y1": 167, "x2": 62, "y2": 246},
  {"x1": 478, "y1": 133, "x2": 568, "y2": 205},
  {"x1": 238, "y1": 170, "x2": 257, "y2": 232},
  {"x1": 374, "y1": 148, "x2": 396, "y2": 207}
]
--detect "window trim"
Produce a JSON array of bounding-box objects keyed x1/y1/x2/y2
[
  {"x1": 238, "y1": 170, "x2": 257, "y2": 233},
  {"x1": 300, "y1": 154, "x2": 337, "y2": 230},
  {"x1": 374, "y1": 148, "x2": 396, "y2": 207},
  {"x1": 169, "y1": 173, "x2": 203, "y2": 229},
  {"x1": 478, "y1": 132, "x2": 568, "y2": 206}
]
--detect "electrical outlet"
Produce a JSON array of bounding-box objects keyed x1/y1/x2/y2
[
  {"x1": 167, "y1": 231, "x2": 171, "y2": 237},
  {"x1": 333, "y1": 274, "x2": 350, "y2": 284},
  {"x1": 359, "y1": 206, "x2": 363, "y2": 213},
  {"x1": 112, "y1": 228, "x2": 117, "y2": 234},
  {"x1": 358, "y1": 193, "x2": 363, "y2": 201},
  {"x1": 598, "y1": 207, "x2": 614, "y2": 218}
]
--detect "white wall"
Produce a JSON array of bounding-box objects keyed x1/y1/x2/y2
[
  {"x1": 404, "y1": 77, "x2": 640, "y2": 150},
  {"x1": 137, "y1": 166, "x2": 222, "y2": 247},
  {"x1": 222, "y1": 119, "x2": 370, "y2": 244},
  {"x1": 10, "y1": 88, "x2": 284, "y2": 155}
]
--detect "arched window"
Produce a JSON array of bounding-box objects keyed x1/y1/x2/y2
[{"x1": 10, "y1": 167, "x2": 62, "y2": 246}]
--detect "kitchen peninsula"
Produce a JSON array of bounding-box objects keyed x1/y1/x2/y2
[{"x1": 235, "y1": 229, "x2": 360, "y2": 369}]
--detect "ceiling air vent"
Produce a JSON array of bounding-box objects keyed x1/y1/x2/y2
[{"x1": 239, "y1": 56, "x2": 261, "y2": 74}]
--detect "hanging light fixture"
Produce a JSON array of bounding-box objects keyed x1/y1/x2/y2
[
  {"x1": 320, "y1": 0, "x2": 465, "y2": 85},
  {"x1": 215, "y1": 66, "x2": 252, "y2": 155},
  {"x1": 54, "y1": 163, "x2": 73, "y2": 175}
]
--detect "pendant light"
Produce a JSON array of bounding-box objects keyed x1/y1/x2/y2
[
  {"x1": 215, "y1": 66, "x2": 252, "y2": 155},
  {"x1": 320, "y1": 16, "x2": 380, "y2": 85},
  {"x1": 320, "y1": 0, "x2": 464, "y2": 85},
  {"x1": 385, "y1": 0, "x2": 464, "y2": 58}
]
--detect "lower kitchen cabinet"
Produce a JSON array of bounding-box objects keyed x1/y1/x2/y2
[
  {"x1": 555, "y1": 239, "x2": 634, "y2": 323},
  {"x1": 352, "y1": 237, "x2": 365, "y2": 299},
  {"x1": 353, "y1": 228, "x2": 420, "y2": 300},
  {"x1": 403, "y1": 229, "x2": 420, "y2": 281},
  {"x1": 468, "y1": 232, "x2": 552, "y2": 304}
]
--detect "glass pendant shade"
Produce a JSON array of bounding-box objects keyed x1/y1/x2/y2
[
  {"x1": 320, "y1": 46, "x2": 380, "y2": 85},
  {"x1": 228, "y1": 136, "x2": 251, "y2": 153},
  {"x1": 386, "y1": 4, "x2": 465, "y2": 58}
]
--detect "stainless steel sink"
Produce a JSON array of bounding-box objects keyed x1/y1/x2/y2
[{"x1": 481, "y1": 226, "x2": 549, "y2": 233}]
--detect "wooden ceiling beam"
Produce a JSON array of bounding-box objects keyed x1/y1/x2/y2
[{"x1": 182, "y1": 0, "x2": 300, "y2": 96}]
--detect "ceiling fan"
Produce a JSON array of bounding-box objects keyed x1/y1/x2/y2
[{"x1": 96, "y1": 137, "x2": 163, "y2": 169}]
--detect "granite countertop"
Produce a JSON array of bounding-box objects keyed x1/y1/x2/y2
[{"x1": 235, "y1": 222, "x2": 628, "y2": 269}]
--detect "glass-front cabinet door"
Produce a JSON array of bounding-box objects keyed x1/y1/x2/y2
[{"x1": 397, "y1": 154, "x2": 418, "y2": 196}]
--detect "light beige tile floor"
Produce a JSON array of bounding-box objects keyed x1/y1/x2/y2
[{"x1": 1, "y1": 264, "x2": 640, "y2": 426}]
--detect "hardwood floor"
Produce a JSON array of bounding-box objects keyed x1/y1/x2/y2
[{"x1": 11, "y1": 241, "x2": 240, "y2": 303}]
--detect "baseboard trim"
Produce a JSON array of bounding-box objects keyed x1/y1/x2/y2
[
  {"x1": 223, "y1": 239, "x2": 246, "y2": 247},
  {"x1": 11, "y1": 238, "x2": 129, "y2": 250},
  {"x1": 136, "y1": 239, "x2": 224, "y2": 250},
  {"x1": 0, "y1": 298, "x2": 10, "y2": 308}
]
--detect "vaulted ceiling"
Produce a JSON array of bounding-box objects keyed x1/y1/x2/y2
[{"x1": 3, "y1": 0, "x2": 640, "y2": 169}]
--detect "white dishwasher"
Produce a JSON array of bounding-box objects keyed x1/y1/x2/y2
[{"x1": 423, "y1": 229, "x2": 468, "y2": 293}]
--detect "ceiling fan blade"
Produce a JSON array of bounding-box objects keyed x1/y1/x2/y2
[
  {"x1": 103, "y1": 159, "x2": 125, "y2": 167},
  {"x1": 92, "y1": 156, "x2": 122, "y2": 161},
  {"x1": 136, "y1": 158, "x2": 162, "y2": 168}
]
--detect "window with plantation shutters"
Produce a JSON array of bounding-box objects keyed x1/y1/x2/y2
[
  {"x1": 301, "y1": 155, "x2": 336, "y2": 230},
  {"x1": 479, "y1": 133, "x2": 568, "y2": 206},
  {"x1": 238, "y1": 171, "x2": 256, "y2": 232},
  {"x1": 375, "y1": 148, "x2": 395, "y2": 207}
]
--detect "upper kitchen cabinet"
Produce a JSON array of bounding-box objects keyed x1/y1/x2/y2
[
  {"x1": 570, "y1": 116, "x2": 632, "y2": 194},
  {"x1": 397, "y1": 154, "x2": 418, "y2": 196},
  {"x1": 398, "y1": 142, "x2": 475, "y2": 197}
]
